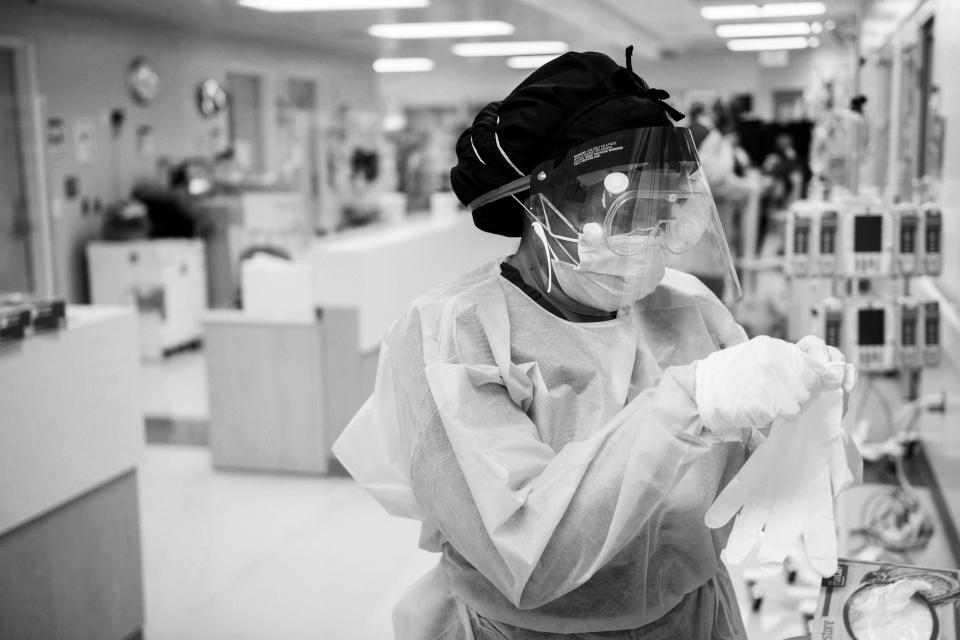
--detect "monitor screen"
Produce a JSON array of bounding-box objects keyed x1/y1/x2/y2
[
  {"x1": 900, "y1": 219, "x2": 917, "y2": 253},
  {"x1": 858, "y1": 308, "x2": 885, "y2": 345},
  {"x1": 854, "y1": 216, "x2": 883, "y2": 252}
]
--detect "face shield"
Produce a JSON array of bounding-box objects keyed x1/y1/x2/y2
[{"x1": 469, "y1": 127, "x2": 742, "y2": 313}]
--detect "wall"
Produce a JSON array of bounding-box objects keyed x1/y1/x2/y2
[
  {"x1": 1, "y1": 3, "x2": 376, "y2": 302},
  {"x1": 857, "y1": 0, "x2": 960, "y2": 541},
  {"x1": 932, "y1": 0, "x2": 960, "y2": 305},
  {"x1": 379, "y1": 43, "x2": 855, "y2": 122},
  {"x1": 651, "y1": 44, "x2": 855, "y2": 121},
  {"x1": 925, "y1": 0, "x2": 960, "y2": 522}
]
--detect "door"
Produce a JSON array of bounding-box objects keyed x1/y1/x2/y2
[
  {"x1": 772, "y1": 90, "x2": 804, "y2": 123},
  {"x1": 0, "y1": 47, "x2": 32, "y2": 292},
  {"x1": 226, "y1": 72, "x2": 264, "y2": 173}
]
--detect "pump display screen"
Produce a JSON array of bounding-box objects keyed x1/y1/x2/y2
[
  {"x1": 854, "y1": 216, "x2": 883, "y2": 252},
  {"x1": 925, "y1": 302, "x2": 940, "y2": 345},
  {"x1": 794, "y1": 218, "x2": 810, "y2": 254},
  {"x1": 901, "y1": 307, "x2": 918, "y2": 346},
  {"x1": 926, "y1": 215, "x2": 942, "y2": 252},
  {"x1": 821, "y1": 212, "x2": 837, "y2": 254},
  {"x1": 858, "y1": 309, "x2": 886, "y2": 345},
  {"x1": 900, "y1": 218, "x2": 917, "y2": 253},
  {"x1": 825, "y1": 312, "x2": 842, "y2": 347}
]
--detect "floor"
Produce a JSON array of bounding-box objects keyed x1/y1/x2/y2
[{"x1": 138, "y1": 444, "x2": 437, "y2": 639}]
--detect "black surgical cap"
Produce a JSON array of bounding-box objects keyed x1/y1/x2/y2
[{"x1": 450, "y1": 48, "x2": 685, "y2": 237}]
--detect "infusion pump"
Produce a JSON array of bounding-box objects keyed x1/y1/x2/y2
[
  {"x1": 814, "y1": 296, "x2": 941, "y2": 372},
  {"x1": 785, "y1": 199, "x2": 941, "y2": 278},
  {"x1": 922, "y1": 204, "x2": 943, "y2": 275},
  {"x1": 839, "y1": 199, "x2": 893, "y2": 277},
  {"x1": 847, "y1": 299, "x2": 896, "y2": 371},
  {"x1": 785, "y1": 201, "x2": 837, "y2": 277},
  {"x1": 893, "y1": 204, "x2": 920, "y2": 276}
]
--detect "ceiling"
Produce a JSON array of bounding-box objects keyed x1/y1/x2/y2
[{"x1": 13, "y1": 0, "x2": 859, "y2": 62}]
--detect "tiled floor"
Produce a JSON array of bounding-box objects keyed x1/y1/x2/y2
[
  {"x1": 138, "y1": 444, "x2": 438, "y2": 639},
  {"x1": 138, "y1": 438, "x2": 830, "y2": 639},
  {"x1": 140, "y1": 349, "x2": 208, "y2": 421}
]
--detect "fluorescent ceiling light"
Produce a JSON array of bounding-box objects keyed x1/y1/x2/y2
[
  {"x1": 372, "y1": 57, "x2": 434, "y2": 73},
  {"x1": 727, "y1": 36, "x2": 810, "y2": 50},
  {"x1": 237, "y1": 0, "x2": 428, "y2": 11},
  {"x1": 701, "y1": 3, "x2": 827, "y2": 20},
  {"x1": 506, "y1": 54, "x2": 561, "y2": 69},
  {"x1": 716, "y1": 21, "x2": 812, "y2": 38},
  {"x1": 452, "y1": 41, "x2": 568, "y2": 57},
  {"x1": 369, "y1": 20, "x2": 514, "y2": 39}
]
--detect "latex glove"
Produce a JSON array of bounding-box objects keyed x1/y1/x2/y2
[
  {"x1": 794, "y1": 335, "x2": 862, "y2": 490},
  {"x1": 695, "y1": 335, "x2": 834, "y2": 435},
  {"x1": 706, "y1": 382, "x2": 861, "y2": 577}
]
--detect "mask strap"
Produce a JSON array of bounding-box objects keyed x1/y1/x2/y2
[
  {"x1": 534, "y1": 196, "x2": 579, "y2": 263},
  {"x1": 531, "y1": 221, "x2": 555, "y2": 294},
  {"x1": 539, "y1": 194, "x2": 580, "y2": 239},
  {"x1": 512, "y1": 195, "x2": 558, "y2": 293}
]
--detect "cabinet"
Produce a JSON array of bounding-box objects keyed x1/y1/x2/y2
[
  {"x1": 203, "y1": 308, "x2": 369, "y2": 474},
  {"x1": 86, "y1": 239, "x2": 207, "y2": 359},
  {"x1": 0, "y1": 306, "x2": 144, "y2": 640}
]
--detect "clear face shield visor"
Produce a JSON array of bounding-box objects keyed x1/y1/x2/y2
[
  {"x1": 469, "y1": 127, "x2": 742, "y2": 311},
  {"x1": 535, "y1": 166, "x2": 714, "y2": 257}
]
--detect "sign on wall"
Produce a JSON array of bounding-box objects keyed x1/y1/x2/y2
[{"x1": 73, "y1": 117, "x2": 97, "y2": 165}]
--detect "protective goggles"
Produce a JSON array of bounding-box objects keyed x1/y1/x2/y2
[
  {"x1": 469, "y1": 127, "x2": 742, "y2": 303},
  {"x1": 534, "y1": 166, "x2": 712, "y2": 256}
]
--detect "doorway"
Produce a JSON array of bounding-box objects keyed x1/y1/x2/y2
[
  {"x1": 0, "y1": 47, "x2": 32, "y2": 292},
  {"x1": 0, "y1": 38, "x2": 52, "y2": 296},
  {"x1": 226, "y1": 72, "x2": 265, "y2": 174},
  {"x1": 772, "y1": 89, "x2": 805, "y2": 123}
]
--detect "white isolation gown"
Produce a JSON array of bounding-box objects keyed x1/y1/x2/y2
[{"x1": 333, "y1": 259, "x2": 757, "y2": 639}]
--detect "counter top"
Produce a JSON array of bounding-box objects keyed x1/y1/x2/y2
[
  {"x1": 0, "y1": 305, "x2": 143, "y2": 535},
  {"x1": 309, "y1": 213, "x2": 518, "y2": 352},
  {"x1": 313, "y1": 212, "x2": 467, "y2": 252}
]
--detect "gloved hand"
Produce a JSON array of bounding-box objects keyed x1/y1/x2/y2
[
  {"x1": 706, "y1": 389, "x2": 846, "y2": 576},
  {"x1": 705, "y1": 338, "x2": 861, "y2": 578},
  {"x1": 695, "y1": 335, "x2": 838, "y2": 435},
  {"x1": 795, "y1": 334, "x2": 858, "y2": 415}
]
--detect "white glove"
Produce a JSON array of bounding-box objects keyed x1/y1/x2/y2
[
  {"x1": 705, "y1": 337, "x2": 861, "y2": 578},
  {"x1": 706, "y1": 389, "x2": 845, "y2": 576},
  {"x1": 695, "y1": 335, "x2": 836, "y2": 435}
]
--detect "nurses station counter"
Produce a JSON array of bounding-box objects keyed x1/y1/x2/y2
[
  {"x1": 0, "y1": 307, "x2": 144, "y2": 640},
  {"x1": 309, "y1": 213, "x2": 519, "y2": 354},
  {"x1": 204, "y1": 213, "x2": 518, "y2": 474}
]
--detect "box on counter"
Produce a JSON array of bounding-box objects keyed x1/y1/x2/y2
[
  {"x1": 812, "y1": 558, "x2": 960, "y2": 640},
  {"x1": 0, "y1": 306, "x2": 29, "y2": 345},
  {"x1": 0, "y1": 293, "x2": 67, "y2": 333}
]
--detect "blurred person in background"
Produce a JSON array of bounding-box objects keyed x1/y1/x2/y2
[
  {"x1": 695, "y1": 100, "x2": 758, "y2": 284},
  {"x1": 759, "y1": 132, "x2": 804, "y2": 252},
  {"x1": 687, "y1": 101, "x2": 713, "y2": 147}
]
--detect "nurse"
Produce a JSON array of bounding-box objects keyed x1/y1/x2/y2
[{"x1": 334, "y1": 49, "x2": 850, "y2": 639}]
